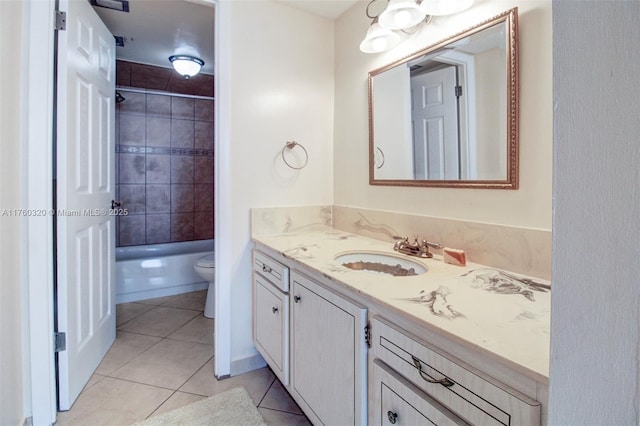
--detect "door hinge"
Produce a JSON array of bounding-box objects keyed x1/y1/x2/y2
[
  {"x1": 54, "y1": 332, "x2": 66, "y2": 352},
  {"x1": 55, "y1": 10, "x2": 67, "y2": 31},
  {"x1": 455, "y1": 85, "x2": 463, "y2": 98},
  {"x1": 364, "y1": 322, "x2": 371, "y2": 348}
]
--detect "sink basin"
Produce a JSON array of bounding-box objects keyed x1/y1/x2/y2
[{"x1": 335, "y1": 251, "x2": 427, "y2": 277}]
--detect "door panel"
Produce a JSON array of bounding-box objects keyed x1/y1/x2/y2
[
  {"x1": 292, "y1": 278, "x2": 357, "y2": 425},
  {"x1": 56, "y1": 0, "x2": 115, "y2": 410},
  {"x1": 411, "y1": 66, "x2": 459, "y2": 180}
]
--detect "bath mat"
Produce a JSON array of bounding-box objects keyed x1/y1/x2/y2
[{"x1": 134, "y1": 387, "x2": 266, "y2": 426}]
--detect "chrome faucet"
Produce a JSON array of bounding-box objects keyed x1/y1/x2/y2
[{"x1": 393, "y1": 236, "x2": 441, "y2": 258}]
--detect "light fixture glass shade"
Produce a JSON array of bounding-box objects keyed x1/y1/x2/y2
[
  {"x1": 169, "y1": 55, "x2": 204, "y2": 78},
  {"x1": 420, "y1": 0, "x2": 474, "y2": 16},
  {"x1": 379, "y1": 0, "x2": 426, "y2": 30},
  {"x1": 360, "y1": 19, "x2": 403, "y2": 53}
]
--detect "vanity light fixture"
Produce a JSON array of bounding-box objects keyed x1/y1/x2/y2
[
  {"x1": 169, "y1": 55, "x2": 204, "y2": 78},
  {"x1": 360, "y1": 0, "x2": 474, "y2": 53},
  {"x1": 379, "y1": 0, "x2": 426, "y2": 30},
  {"x1": 359, "y1": 17, "x2": 403, "y2": 53}
]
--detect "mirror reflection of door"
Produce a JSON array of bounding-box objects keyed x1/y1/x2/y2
[
  {"x1": 411, "y1": 65, "x2": 460, "y2": 180},
  {"x1": 369, "y1": 10, "x2": 518, "y2": 188}
]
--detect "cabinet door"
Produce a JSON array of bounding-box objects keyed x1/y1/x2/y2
[
  {"x1": 253, "y1": 275, "x2": 289, "y2": 385},
  {"x1": 291, "y1": 272, "x2": 367, "y2": 426},
  {"x1": 373, "y1": 359, "x2": 468, "y2": 426}
]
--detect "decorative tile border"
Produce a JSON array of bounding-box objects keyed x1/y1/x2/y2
[{"x1": 116, "y1": 144, "x2": 214, "y2": 157}]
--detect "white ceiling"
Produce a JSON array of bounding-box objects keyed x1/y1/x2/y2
[
  {"x1": 276, "y1": 0, "x2": 359, "y2": 19},
  {"x1": 92, "y1": 0, "x2": 357, "y2": 75},
  {"x1": 92, "y1": 0, "x2": 216, "y2": 74}
]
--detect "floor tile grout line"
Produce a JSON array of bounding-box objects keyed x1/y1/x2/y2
[
  {"x1": 256, "y1": 376, "x2": 277, "y2": 408},
  {"x1": 104, "y1": 335, "x2": 213, "y2": 384},
  {"x1": 106, "y1": 313, "x2": 213, "y2": 384},
  {"x1": 144, "y1": 389, "x2": 178, "y2": 420},
  {"x1": 164, "y1": 335, "x2": 215, "y2": 346},
  {"x1": 123, "y1": 302, "x2": 203, "y2": 316},
  {"x1": 258, "y1": 406, "x2": 310, "y2": 417},
  {"x1": 257, "y1": 375, "x2": 308, "y2": 417},
  {"x1": 175, "y1": 353, "x2": 216, "y2": 394},
  {"x1": 118, "y1": 307, "x2": 204, "y2": 339},
  {"x1": 115, "y1": 303, "x2": 156, "y2": 329},
  {"x1": 97, "y1": 374, "x2": 184, "y2": 393},
  {"x1": 103, "y1": 336, "x2": 167, "y2": 378}
]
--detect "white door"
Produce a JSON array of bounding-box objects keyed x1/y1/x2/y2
[
  {"x1": 411, "y1": 66, "x2": 459, "y2": 180},
  {"x1": 56, "y1": 0, "x2": 116, "y2": 410}
]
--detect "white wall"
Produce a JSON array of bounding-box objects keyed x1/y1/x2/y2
[
  {"x1": 372, "y1": 64, "x2": 413, "y2": 180},
  {"x1": 334, "y1": 1, "x2": 552, "y2": 230},
  {"x1": 549, "y1": 1, "x2": 640, "y2": 422},
  {"x1": 0, "y1": 1, "x2": 26, "y2": 425},
  {"x1": 216, "y1": 0, "x2": 334, "y2": 373},
  {"x1": 475, "y1": 48, "x2": 506, "y2": 180}
]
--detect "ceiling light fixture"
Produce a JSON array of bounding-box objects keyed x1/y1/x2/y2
[
  {"x1": 169, "y1": 55, "x2": 205, "y2": 79},
  {"x1": 360, "y1": 0, "x2": 474, "y2": 54}
]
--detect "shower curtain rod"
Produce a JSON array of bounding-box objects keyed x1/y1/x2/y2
[{"x1": 116, "y1": 86, "x2": 215, "y2": 101}]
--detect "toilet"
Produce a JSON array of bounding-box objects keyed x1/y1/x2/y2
[{"x1": 194, "y1": 254, "x2": 215, "y2": 318}]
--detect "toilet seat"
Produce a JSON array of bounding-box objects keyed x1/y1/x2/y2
[{"x1": 195, "y1": 254, "x2": 215, "y2": 268}]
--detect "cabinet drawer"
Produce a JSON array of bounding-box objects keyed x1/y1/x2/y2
[
  {"x1": 253, "y1": 251, "x2": 289, "y2": 292},
  {"x1": 371, "y1": 317, "x2": 540, "y2": 425},
  {"x1": 253, "y1": 275, "x2": 289, "y2": 385},
  {"x1": 373, "y1": 359, "x2": 467, "y2": 426}
]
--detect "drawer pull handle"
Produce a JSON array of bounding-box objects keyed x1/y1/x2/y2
[
  {"x1": 411, "y1": 355, "x2": 455, "y2": 388},
  {"x1": 262, "y1": 265, "x2": 272, "y2": 273},
  {"x1": 272, "y1": 306, "x2": 278, "y2": 313},
  {"x1": 387, "y1": 410, "x2": 398, "y2": 424},
  {"x1": 294, "y1": 295, "x2": 301, "y2": 303}
]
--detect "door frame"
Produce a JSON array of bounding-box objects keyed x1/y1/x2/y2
[
  {"x1": 23, "y1": 1, "x2": 57, "y2": 424},
  {"x1": 213, "y1": 0, "x2": 231, "y2": 380},
  {"x1": 24, "y1": 1, "x2": 230, "y2": 423}
]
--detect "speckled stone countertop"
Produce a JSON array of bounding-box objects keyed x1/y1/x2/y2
[{"x1": 253, "y1": 226, "x2": 551, "y2": 383}]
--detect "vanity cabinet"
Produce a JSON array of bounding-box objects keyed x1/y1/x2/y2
[
  {"x1": 290, "y1": 271, "x2": 368, "y2": 426},
  {"x1": 252, "y1": 246, "x2": 544, "y2": 425},
  {"x1": 252, "y1": 249, "x2": 368, "y2": 425},
  {"x1": 370, "y1": 317, "x2": 541, "y2": 425},
  {"x1": 252, "y1": 251, "x2": 290, "y2": 385}
]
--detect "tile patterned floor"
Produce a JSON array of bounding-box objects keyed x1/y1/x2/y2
[{"x1": 56, "y1": 290, "x2": 311, "y2": 425}]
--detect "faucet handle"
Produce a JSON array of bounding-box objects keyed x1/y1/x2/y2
[
  {"x1": 417, "y1": 239, "x2": 441, "y2": 258},
  {"x1": 393, "y1": 236, "x2": 408, "y2": 250},
  {"x1": 422, "y1": 240, "x2": 441, "y2": 249}
]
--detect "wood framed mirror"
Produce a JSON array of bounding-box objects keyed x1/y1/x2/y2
[{"x1": 368, "y1": 8, "x2": 519, "y2": 189}]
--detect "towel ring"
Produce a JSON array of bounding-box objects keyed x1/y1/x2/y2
[
  {"x1": 281, "y1": 141, "x2": 308, "y2": 170},
  {"x1": 375, "y1": 147, "x2": 385, "y2": 169}
]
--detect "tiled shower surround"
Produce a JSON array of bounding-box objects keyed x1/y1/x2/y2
[{"x1": 116, "y1": 90, "x2": 214, "y2": 246}]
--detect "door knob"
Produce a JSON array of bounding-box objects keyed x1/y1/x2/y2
[
  {"x1": 111, "y1": 200, "x2": 121, "y2": 209},
  {"x1": 272, "y1": 306, "x2": 278, "y2": 313},
  {"x1": 293, "y1": 295, "x2": 301, "y2": 303}
]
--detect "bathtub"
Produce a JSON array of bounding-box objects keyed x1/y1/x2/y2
[{"x1": 116, "y1": 239, "x2": 214, "y2": 304}]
